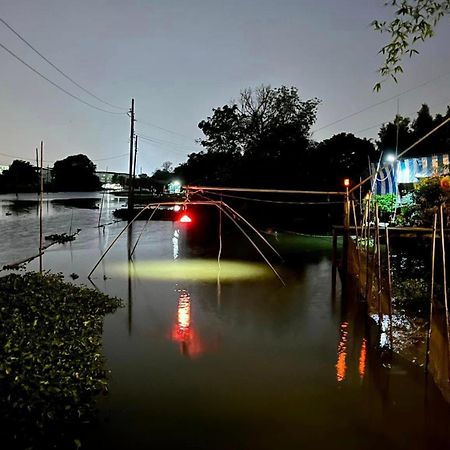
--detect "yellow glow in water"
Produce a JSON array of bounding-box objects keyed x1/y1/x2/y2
[{"x1": 110, "y1": 259, "x2": 272, "y2": 282}]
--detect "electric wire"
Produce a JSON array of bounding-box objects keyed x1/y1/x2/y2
[
  {"x1": 350, "y1": 114, "x2": 450, "y2": 194},
  {"x1": 312, "y1": 70, "x2": 450, "y2": 134},
  {"x1": 0, "y1": 151, "x2": 129, "y2": 166},
  {"x1": 138, "y1": 135, "x2": 199, "y2": 155},
  {"x1": 136, "y1": 119, "x2": 197, "y2": 141},
  {"x1": 0, "y1": 41, "x2": 126, "y2": 115},
  {"x1": 139, "y1": 133, "x2": 200, "y2": 150},
  {"x1": 0, "y1": 17, "x2": 126, "y2": 111}
]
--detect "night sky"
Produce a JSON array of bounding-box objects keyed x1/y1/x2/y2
[{"x1": 1, "y1": 0, "x2": 450, "y2": 173}]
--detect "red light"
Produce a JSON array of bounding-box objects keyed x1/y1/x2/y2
[
  {"x1": 179, "y1": 214, "x2": 192, "y2": 223},
  {"x1": 343, "y1": 178, "x2": 350, "y2": 188}
]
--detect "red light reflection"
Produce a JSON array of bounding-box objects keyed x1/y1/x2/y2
[
  {"x1": 171, "y1": 290, "x2": 203, "y2": 358},
  {"x1": 179, "y1": 214, "x2": 192, "y2": 223}
]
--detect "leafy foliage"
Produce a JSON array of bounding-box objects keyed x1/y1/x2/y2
[
  {"x1": 52, "y1": 154, "x2": 101, "y2": 192},
  {"x1": 372, "y1": 0, "x2": 450, "y2": 89},
  {"x1": 0, "y1": 272, "x2": 122, "y2": 449},
  {"x1": 0, "y1": 160, "x2": 38, "y2": 193},
  {"x1": 311, "y1": 133, "x2": 378, "y2": 189},
  {"x1": 395, "y1": 176, "x2": 450, "y2": 225},
  {"x1": 177, "y1": 85, "x2": 322, "y2": 189},
  {"x1": 377, "y1": 104, "x2": 450, "y2": 157},
  {"x1": 373, "y1": 193, "x2": 397, "y2": 214}
]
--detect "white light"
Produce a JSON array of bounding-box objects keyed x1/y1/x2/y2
[
  {"x1": 172, "y1": 180, "x2": 181, "y2": 186},
  {"x1": 385, "y1": 154, "x2": 396, "y2": 163}
]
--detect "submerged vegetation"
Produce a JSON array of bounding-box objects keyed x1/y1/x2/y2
[{"x1": 0, "y1": 272, "x2": 123, "y2": 449}]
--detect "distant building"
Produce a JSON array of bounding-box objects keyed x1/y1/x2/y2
[{"x1": 96, "y1": 170, "x2": 129, "y2": 184}]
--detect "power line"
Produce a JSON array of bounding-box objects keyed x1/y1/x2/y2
[
  {"x1": 312, "y1": 70, "x2": 450, "y2": 134},
  {"x1": 0, "y1": 17, "x2": 126, "y2": 111},
  {"x1": 136, "y1": 119, "x2": 197, "y2": 141},
  {"x1": 0, "y1": 151, "x2": 129, "y2": 165},
  {"x1": 0, "y1": 41, "x2": 126, "y2": 115},
  {"x1": 139, "y1": 134, "x2": 200, "y2": 155}
]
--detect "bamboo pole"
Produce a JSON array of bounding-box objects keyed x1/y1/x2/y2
[
  {"x1": 130, "y1": 204, "x2": 161, "y2": 256},
  {"x1": 365, "y1": 197, "x2": 373, "y2": 301},
  {"x1": 439, "y1": 204, "x2": 450, "y2": 384},
  {"x1": 186, "y1": 185, "x2": 346, "y2": 196},
  {"x1": 215, "y1": 203, "x2": 286, "y2": 286},
  {"x1": 352, "y1": 199, "x2": 361, "y2": 269},
  {"x1": 88, "y1": 205, "x2": 152, "y2": 278},
  {"x1": 332, "y1": 227, "x2": 337, "y2": 297},
  {"x1": 425, "y1": 212, "x2": 438, "y2": 373},
  {"x1": 39, "y1": 141, "x2": 44, "y2": 273},
  {"x1": 375, "y1": 203, "x2": 383, "y2": 325},
  {"x1": 386, "y1": 225, "x2": 394, "y2": 350},
  {"x1": 220, "y1": 200, "x2": 283, "y2": 261}
]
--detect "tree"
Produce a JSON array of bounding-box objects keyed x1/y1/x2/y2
[
  {"x1": 373, "y1": 0, "x2": 450, "y2": 89},
  {"x1": 193, "y1": 85, "x2": 320, "y2": 188},
  {"x1": 52, "y1": 154, "x2": 101, "y2": 191},
  {"x1": 311, "y1": 133, "x2": 378, "y2": 189},
  {"x1": 0, "y1": 160, "x2": 38, "y2": 193},
  {"x1": 377, "y1": 104, "x2": 450, "y2": 157},
  {"x1": 161, "y1": 161, "x2": 173, "y2": 172},
  {"x1": 377, "y1": 114, "x2": 414, "y2": 154}
]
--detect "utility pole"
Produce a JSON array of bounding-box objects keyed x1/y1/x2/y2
[
  {"x1": 39, "y1": 141, "x2": 44, "y2": 273},
  {"x1": 133, "y1": 135, "x2": 138, "y2": 193},
  {"x1": 128, "y1": 98, "x2": 135, "y2": 220}
]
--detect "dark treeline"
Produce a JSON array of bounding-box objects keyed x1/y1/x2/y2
[
  {"x1": 172, "y1": 85, "x2": 450, "y2": 192},
  {"x1": 2, "y1": 85, "x2": 449, "y2": 197},
  {"x1": 0, "y1": 154, "x2": 101, "y2": 193}
]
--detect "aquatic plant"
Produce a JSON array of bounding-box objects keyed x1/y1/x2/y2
[{"x1": 0, "y1": 272, "x2": 122, "y2": 449}]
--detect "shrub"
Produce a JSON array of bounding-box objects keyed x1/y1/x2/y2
[{"x1": 0, "y1": 272, "x2": 122, "y2": 449}]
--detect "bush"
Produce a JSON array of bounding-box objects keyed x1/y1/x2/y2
[{"x1": 0, "y1": 272, "x2": 122, "y2": 449}]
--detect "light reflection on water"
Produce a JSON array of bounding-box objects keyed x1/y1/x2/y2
[
  {"x1": 171, "y1": 290, "x2": 204, "y2": 358},
  {"x1": 1, "y1": 193, "x2": 450, "y2": 450}
]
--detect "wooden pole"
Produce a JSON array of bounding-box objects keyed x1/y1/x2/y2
[
  {"x1": 375, "y1": 203, "x2": 382, "y2": 324},
  {"x1": 127, "y1": 98, "x2": 135, "y2": 220},
  {"x1": 439, "y1": 204, "x2": 450, "y2": 384},
  {"x1": 352, "y1": 199, "x2": 361, "y2": 269},
  {"x1": 425, "y1": 212, "x2": 438, "y2": 373},
  {"x1": 342, "y1": 188, "x2": 350, "y2": 282},
  {"x1": 35, "y1": 147, "x2": 39, "y2": 198},
  {"x1": 386, "y1": 225, "x2": 394, "y2": 349},
  {"x1": 332, "y1": 227, "x2": 337, "y2": 296},
  {"x1": 39, "y1": 141, "x2": 44, "y2": 273},
  {"x1": 98, "y1": 166, "x2": 107, "y2": 228}
]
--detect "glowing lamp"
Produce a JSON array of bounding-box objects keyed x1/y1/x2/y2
[
  {"x1": 343, "y1": 178, "x2": 351, "y2": 188},
  {"x1": 179, "y1": 214, "x2": 192, "y2": 223},
  {"x1": 440, "y1": 176, "x2": 450, "y2": 192}
]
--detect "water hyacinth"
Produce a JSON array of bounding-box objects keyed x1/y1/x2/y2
[{"x1": 0, "y1": 272, "x2": 123, "y2": 449}]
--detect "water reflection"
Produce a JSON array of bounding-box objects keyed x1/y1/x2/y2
[
  {"x1": 171, "y1": 290, "x2": 203, "y2": 358},
  {"x1": 172, "y1": 229, "x2": 179, "y2": 260},
  {"x1": 336, "y1": 321, "x2": 348, "y2": 382},
  {"x1": 359, "y1": 338, "x2": 367, "y2": 380}
]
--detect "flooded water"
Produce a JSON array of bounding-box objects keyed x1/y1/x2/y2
[{"x1": 1, "y1": 193, "x2": 450, "y2": 450}]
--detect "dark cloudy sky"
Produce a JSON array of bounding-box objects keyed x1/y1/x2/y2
[{"x1": 1, "y1": 0, "x2": 450, "y2": 173}]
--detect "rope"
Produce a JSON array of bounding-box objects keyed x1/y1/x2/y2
[{"x1": 200, "y1": 190, "x2": 344, "y2": 205}]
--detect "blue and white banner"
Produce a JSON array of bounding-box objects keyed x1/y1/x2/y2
[
  {"x1": 374, "y1": 163, "x2": 397, "y2": 195},
  {"x1": 397, "y1": 154, "x2": 450, "y2": 184}
]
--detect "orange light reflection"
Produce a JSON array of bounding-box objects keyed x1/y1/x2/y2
[
  {"x1": 358, "y1": 338, "x2": 367, "y2": 380},
  {"x1": 336, "y1": 321, "x2": 348, "y2": 382}
]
